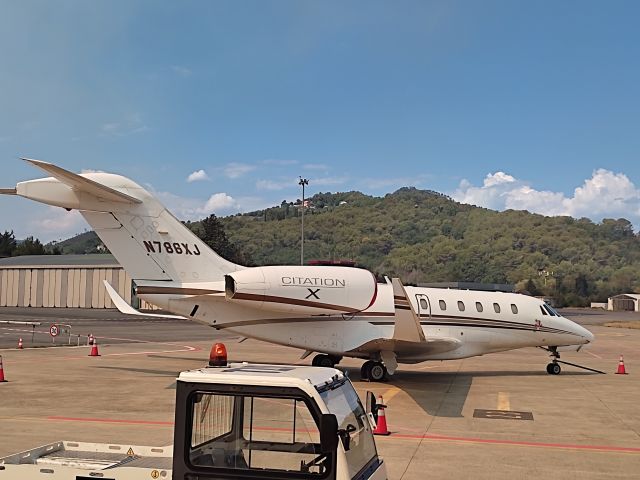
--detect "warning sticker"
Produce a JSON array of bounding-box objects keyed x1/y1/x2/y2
[{"x1": 127, "y1": 447, "x2": 135, "y2": 456}]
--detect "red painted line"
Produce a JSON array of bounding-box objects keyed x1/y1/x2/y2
[
  {"x1": 390, "y1": 432, "x2": 640, "y2": 453},
  {"x1": 48, "y1": 416, "x2": 173, "y2": 426},
  {"x1": 46, "y1": 416, "x2": 640, "y2": 453}
]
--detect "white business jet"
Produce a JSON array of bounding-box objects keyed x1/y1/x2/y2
[{"x1": 1, "y1": 159, "x2": 595, "y2": 381}]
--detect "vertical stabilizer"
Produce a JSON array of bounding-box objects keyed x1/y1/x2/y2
[{"x1": 9, "y1": 160, "x2": 243, "y2": 283}]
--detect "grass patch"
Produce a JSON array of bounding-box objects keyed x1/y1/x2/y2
[{"x1": 604, "y1": 321, "x2": 640, "y2": 329}]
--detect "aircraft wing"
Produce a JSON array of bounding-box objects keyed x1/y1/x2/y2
[
  {"x1": 103, "y1": 280, "x2": 186, "y2": 319},
  {"x1": 23, "y1": 158, "x2": 142, "y2": 204}
]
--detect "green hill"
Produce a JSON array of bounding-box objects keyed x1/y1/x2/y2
[{"x1": 53, "y1": 188, "x2": 640, "y2": 306}]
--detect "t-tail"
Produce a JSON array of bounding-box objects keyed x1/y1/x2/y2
[{"x1": 4, "y1": 159, "x2": 243, "y2": 284}]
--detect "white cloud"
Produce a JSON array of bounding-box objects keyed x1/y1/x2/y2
[
  {"x1": 256, "y1": 179, "x2": 294, "y2": 191},
  {"x1": 303, "y1": 163, "x2": 329, "y2": 171},
  {"x1": 200, "y1": 193, "x2": 237, "y2": 214},
  {"x1": 224, "y1": 162, "x2": 255, "y2": 179},
  {"x1": 100, "y1": 113, "x2": 149, "y2": 136},
  {"x1": 262, "y1": 159, "x2": 299, "y2": 166},
  {"x1": 29, "y1": 207, "x2": 87, "y2": 242},
  {"x1": 171, "y1": 65, "x2": 192, "y2": 77},
  {"x1": 187, "y1": 169, "x2": 209, "y2": 182},
  {"x1": 453, "y1": 169, "x2": 640, "y2": 229},
  {"x1": 311, "y1": 176, "x2": 348, "y2": 187}
]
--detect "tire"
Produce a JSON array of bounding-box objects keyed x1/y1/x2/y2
[
  {"x1": 550, "y1": 363, "x2": 561, "y2": 375},
  {"x1": 546, "y1": 363, "x2": 554, "y2": 374},
  {"x1": 313, "y1": 354, "x2": 335, "y2": 368},
  {"x1": 361, "y1": 360, "x2": 374, "y2": 380},
  {"x1": 368, "y1": 362, "x2": 387, "y2": 382}
]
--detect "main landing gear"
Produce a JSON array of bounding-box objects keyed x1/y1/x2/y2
[
  {"x1": 361, "y1": 361, "x2": 387, "y2": 382},
  {"x1": 311, "y1": 354, "x2": 342, "y2": 368}
]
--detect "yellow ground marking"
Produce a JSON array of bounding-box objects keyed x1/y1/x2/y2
[
  {"x1": 497, "y1": 391, "x2": 510, "y2": 411},
  {"x1": 380, "y1": 386, "x2": 401, "y2": 403}
]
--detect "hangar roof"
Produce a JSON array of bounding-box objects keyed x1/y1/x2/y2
[
  {"x1": 0, "y1": 254, "x2": 120, "y2": 269},
  {"x1": 609, "y1": 293, "x2": 640, "y2": 301}
]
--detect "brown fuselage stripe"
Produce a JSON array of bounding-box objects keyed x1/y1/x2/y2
[
  {"x1": 136, "y1": 286, "x2": 222, "y2": 296},
  {"x1": 231, "y1": 292, "x2": 361, "y2": 313}
]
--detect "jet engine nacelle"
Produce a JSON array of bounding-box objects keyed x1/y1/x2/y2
[{"x1": 225, "y1": 265, "x2": 377, "y2": 315}]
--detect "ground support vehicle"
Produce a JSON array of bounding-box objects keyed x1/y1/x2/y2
[{"x1": 0, "y1": 362, "x2": 387, "y2": 480}]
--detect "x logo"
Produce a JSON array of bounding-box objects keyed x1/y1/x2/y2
[{"x1": 306, "y1": 288, "x2": 320, "y2": 299}]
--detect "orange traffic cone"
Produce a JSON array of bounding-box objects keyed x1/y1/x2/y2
[
  {"x1": 88, "y1": 338, "x2": 100, "y2": 357},
  {"x1": 616, "y1": 355, "x2": 628, "y2": 375},
  {"x1": 0, "y1": 355, "x2": 7, "y2": 382},
  {"x1": 372, "y1": 395, "x2": 390, "y2": 435},
  {"x1": 18, "y1": 338, "x2": 23, "y2": 349}
]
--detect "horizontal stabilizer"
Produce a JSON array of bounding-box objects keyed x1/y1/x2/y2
[
  {"x1": 0, "y1": 188, "x2": 16, "y2": 195},
  {"x1": 23, "y1": 158, "x2": 142, "y2": 204},
  {"x1": 103, "y1": 280, "x2": 186, "y2": 319},
  {"x1": 392, "y1": 278, "x2": 426, "y2": 343}
]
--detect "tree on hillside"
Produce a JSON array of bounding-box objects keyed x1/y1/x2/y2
[
  {"x1": 200, "y1": 214, "x2": 252, "y2": 265},
  {"x1": 13, "y1": 236, "x2": 46, "y2": 256},
  {"x1": 0, "y1": 230, "x2": 17, "y2": 256}
]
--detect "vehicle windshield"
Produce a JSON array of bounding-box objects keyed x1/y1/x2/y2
[
  {"x1": 319, "y1": 380, "x2": 378, "y2": 478},
  {"x1": 188, "y1": 392, "x2": 330, "y2": 478}
]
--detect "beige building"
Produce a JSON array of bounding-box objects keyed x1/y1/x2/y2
[
  {"x1": 608, "y1": 293, "x2": 640, "y2": 312},
  {"x1": 0, "y1": 255, "x2": 155, "y2": 309}
]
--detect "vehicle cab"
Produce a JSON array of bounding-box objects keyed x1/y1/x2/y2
[{"x1": 172, "y1": 362, "x2": 387, "y2": 480}]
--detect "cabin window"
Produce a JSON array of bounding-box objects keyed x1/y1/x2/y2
[
  {"x1": 540, "y1": 306, "x2": 548, "y2": 315},
  {"x1": 439, "y1": 300, "x2": 446, "y2": 310},
  {"x1": 457, "y1": 301, "x2": 465, "y2": 312},
  {"x1": 510, "y1": 304, "x2": 518, "y2": 314},
  {"x1": 493, "y1": 303, "x2": 501, "y2": 314},
  {"x1": 419, "y1": 298, "x2": 429, "y2": 311},
  {"x1": 475, "y1": 302, "x2": 483, "y2": 312}
]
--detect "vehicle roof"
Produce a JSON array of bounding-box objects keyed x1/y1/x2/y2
[{"x1": 177, "y1": 363, "x2": 344, "y2": 390}]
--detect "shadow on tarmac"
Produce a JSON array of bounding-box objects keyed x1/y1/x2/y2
[{"x1": 344, "y1": 367, "x2": 597, "y2": 418}]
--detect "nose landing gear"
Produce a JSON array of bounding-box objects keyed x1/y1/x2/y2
[{"x1": 540, "y1": 346, "x2": 605, "y2": 375}]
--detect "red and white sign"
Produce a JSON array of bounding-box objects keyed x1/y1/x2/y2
[{"x1": 49, "y1": 324, "x2": 59, "y2": 337}]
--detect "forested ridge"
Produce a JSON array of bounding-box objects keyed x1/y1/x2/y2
[{"x1": 49, "y1": 187, "x2": 640, "y2": 306}]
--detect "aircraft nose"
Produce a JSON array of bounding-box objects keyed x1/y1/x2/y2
[{"x1": 571, "y1": 320, "x2": 594, "y2": 344}]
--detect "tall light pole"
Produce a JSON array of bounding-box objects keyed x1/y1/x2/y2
[{"x1": 298, "y1": 177, "x2": 309, "y2": 265}]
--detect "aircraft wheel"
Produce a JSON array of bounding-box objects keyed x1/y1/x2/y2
[
  {"x1": 368, "y1": 362, "x2": 387, "y2": 382},
  {"x1": 312, "y1": 354, "x2": 335, "y2": 368},
  {"x1": 360, "y1": 360, "x2": 374, "y2": 380},
  {"x1": 546, "y1": 362, "x2": 561, "y2": 375}
]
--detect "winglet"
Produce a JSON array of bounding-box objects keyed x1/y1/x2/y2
[
  {"x1": 22, "y1": 158, "x2": 142, "y2": 204},
  {"x1": 391, "y1": 278, "x2": 426, "y2": 343},
  {"x1": 103, "y1": 280, "x2": 185, "y2": 319}
]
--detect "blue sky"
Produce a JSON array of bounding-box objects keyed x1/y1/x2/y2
[{"x1": 1, "y1": 1, "x2": 639, "y2": 242}]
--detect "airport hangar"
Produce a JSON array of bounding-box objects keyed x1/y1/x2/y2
[{"x1": 0, "y1": 254, "x2": 156, "y2": 309}]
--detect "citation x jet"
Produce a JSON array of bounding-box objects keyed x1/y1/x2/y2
[{"x1": 1, "y1": 160, "x2": 595, "y2": 381}]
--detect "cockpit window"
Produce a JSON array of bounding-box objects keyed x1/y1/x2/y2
[
  {"x1": 543, "y1": 304, "x2": 557, "y2": 316},
  {"x1": 493, "y1": 303, "x2": 501, "y2": 314},
  {"x1": 539, "y1": 306, "x2": 548, "y2": 315}
]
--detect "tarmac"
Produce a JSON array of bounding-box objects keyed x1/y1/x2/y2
[{"x1": 1, "y1": 307, "x2": 639, "y2": 479}]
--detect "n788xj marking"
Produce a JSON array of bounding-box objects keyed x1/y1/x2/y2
[{"x1": 1, "y1": 159, "x2": 595, "y2": 381}]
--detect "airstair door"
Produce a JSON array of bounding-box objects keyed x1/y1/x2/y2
[{"x1": 415, "y1": 294, "x2": 431, "y2": 319}]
